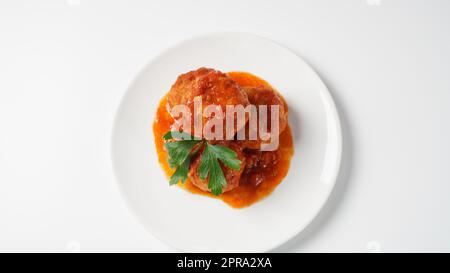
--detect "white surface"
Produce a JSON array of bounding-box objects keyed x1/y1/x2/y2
[
  {"x1": 111, "y1": 33, "x2": 342, "y2": 252},
  {"x1": 1, "y1": 0, "x2": 450, "y2": 252}
]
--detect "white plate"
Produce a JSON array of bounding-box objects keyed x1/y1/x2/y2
[{"x1": 111, "y1": 33, "x2": 342, "y2": 252}]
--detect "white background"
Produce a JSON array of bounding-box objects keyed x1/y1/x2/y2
[{"x1": 1, "y1": 0, "x2": 449, "y2": 252}]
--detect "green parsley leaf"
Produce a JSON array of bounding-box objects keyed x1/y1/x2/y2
[
  {"x1": 163, "y1": 131, "x2": 242, "y2": 196},
  {"x1": 164, "y1": 140, "x2": 201, "y2": 168},
  {"x1": 208, "y1": 154, "x2": 228, "y2": 196},
  {"x1": 208, "y1": 144, "x2": 242, "y2": 170},
  {"x1": 198, "y1": 143, "x2": 213, "y2": 180},
  {"x1": 198, "y1": 143, "x2": 241, "y2": 196},
  {"x1": 169, "y1": 155, "x2": 191, "y2": 185},
  {"x1": 164, "y1": 131, "x2": 202, "y2": 186}
]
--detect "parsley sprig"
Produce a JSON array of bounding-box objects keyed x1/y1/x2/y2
[{"x1": 163, "y1": 131, "x2": 242, "y2": 195}]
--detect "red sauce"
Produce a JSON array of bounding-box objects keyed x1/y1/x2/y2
[{"x1": 153, "y1": 71, "x2": 294, "y2": 208}]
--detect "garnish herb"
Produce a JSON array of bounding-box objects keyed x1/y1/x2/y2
[{"x1": 163, "y1": 131, "x2": 241, "y2": 195}]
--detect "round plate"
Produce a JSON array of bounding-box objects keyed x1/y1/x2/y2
[{"x1": 111, "y1": 33, "x2": 342, "y2": 252}]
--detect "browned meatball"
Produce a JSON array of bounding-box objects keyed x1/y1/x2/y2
[
  {"x1": 188, "y1": 141, "x2": 246, "y2": 193},
  {"x1": 241, "y1": 87, "x2": 288, "y2": 149},
  {"x1": 167, "y1": 68, "x2": 250, "y2": 139}
]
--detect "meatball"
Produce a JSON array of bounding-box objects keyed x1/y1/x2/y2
[
  {"x1": 167, "y1": 68, "x2": 250, "y2": 139},
  {"x1": 188, "y1": 141, "x2": 246, "y2": 193},
  {"x1": 241, "y1": 87, "x2": 288, "y2": 149}
]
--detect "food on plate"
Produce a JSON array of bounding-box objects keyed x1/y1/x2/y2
[
  {"x1": 189, "y1": 141, "x2": 246, "y2": 194},
  {"x1": 153, "y1": 68, "x2": 294, "y2": 208}
]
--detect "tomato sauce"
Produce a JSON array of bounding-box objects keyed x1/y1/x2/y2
[{"x1": 153, "y1": 72, "x2": 294, "y2": 208}]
